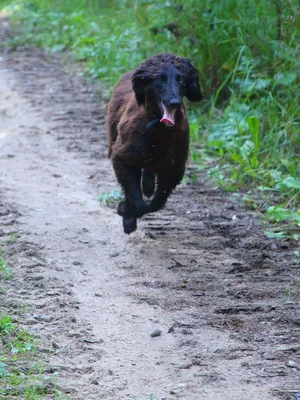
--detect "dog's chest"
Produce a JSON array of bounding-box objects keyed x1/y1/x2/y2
[{"x1": 143, "y1": 131, "x2": 183, "y2": 171}]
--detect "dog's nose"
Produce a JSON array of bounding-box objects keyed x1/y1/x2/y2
[{"x1": 168, "y1": 98, "x2": 182, "y2": 109}]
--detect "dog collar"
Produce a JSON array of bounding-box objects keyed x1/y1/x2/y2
[{"x1": 146, "y1": 118, "x2": 161, "y2": 129}]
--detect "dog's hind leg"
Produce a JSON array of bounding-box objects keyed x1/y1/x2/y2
[
  {"x1": 142, "y1": 169, "x2": 155, "y2": 198},
  {"x1": 148, "y1": 170, "x2": 185, "y2": 213}
]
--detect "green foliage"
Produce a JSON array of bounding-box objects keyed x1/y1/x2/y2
[
  {"x1": 267, "y1": 206, "x2": 300, "y2": 225},
  {"x1": 263, "y1": 206, "x2": 300, "y2": 238},
  {"x1": 0, "y1": 246, "x2": 13, "y2": 280},
  {"x1": 0, "y1": 313, "x2": 65, "y2": 398},
  {"x1": 99, "y1": 189, "x2": 123, "y2": 206},
  {"x1": 0, "y1": 243, "x2": 66, "y2": 399},
  {"x1": 1, "y1": 0, "x2": 299, "y2": 232},
  {"x1": 0, "y1": 315, "x2": 15, "y2": 336}
]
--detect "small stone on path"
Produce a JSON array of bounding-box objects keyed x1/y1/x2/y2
[{"x1": 150, "y1": 329, "x2": 162, "y2": 337}]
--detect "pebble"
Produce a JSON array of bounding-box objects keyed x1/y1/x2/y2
[
  {"x1": 287, "y1": 360, "x2": 296, "y2": 368},
  {"x1": 34, "y1": 314, "x2": 54, "y2": 323},
  {"x1": 24, "y1": 318, "x2": 38, "y2": 325},
  {"x1": 67, "y1": 331, "x2": 83, "y2": 338},
  {"x1": 263, "y1": 352, "x2": 276, "y2": 360},
  {"x1": 150, "y1": 329, "x2": 162, "y2": 337},
  {"x1": 83, "y1": 337, "x2": 103, "y2": 344},
  {"x1": 31, "y1": 275, "x2": 44, "y2": 281},
  {"x1": 179, "y1": 363, "x2": 193, "y2": 369},
  {"x1": 241, "y1": 362, "x2": 250, "y2": 368},
  {"x1": 35, "y1": 302, "x2": 48, "y2": 309},
  {"x1": 170, "y1": 384, "x2": 186, "y2": 395},
  {"x1": 110, "y1": 251, "x2": 120, "y2": 258},
  {"x1": 39, "y1": 347, "x2": 54, "y2": 354}
]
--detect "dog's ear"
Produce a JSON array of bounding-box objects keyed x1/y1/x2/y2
[
  {"x1": 179, "y1": 58, "x2": 203, "y2": 102},
  {"x1": 132, "y1": 68, "x2": 151, "y2": 105}
]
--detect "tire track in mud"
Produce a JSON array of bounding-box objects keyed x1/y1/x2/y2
[{"x1": 1, "y1": 18, "x2": 300, "y2": 400}]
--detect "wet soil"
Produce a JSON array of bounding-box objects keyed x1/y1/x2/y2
[{"x1": 0, "y1": 16, "x2": 300, "y2": 400}]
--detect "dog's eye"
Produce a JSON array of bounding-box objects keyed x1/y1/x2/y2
[
  {"x1": 176, "y1": 75, "x2": 183, "y2": 84},
  {"x1": 158, "y1": 74, "x2": 167, "y2": 84}
]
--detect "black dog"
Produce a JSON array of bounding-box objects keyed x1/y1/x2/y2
[{"x1": 106, "y1": 53, "x2": 202, "y2": 234}]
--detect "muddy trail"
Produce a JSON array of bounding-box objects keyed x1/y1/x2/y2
[{"x1": 1, "y1": 17, "x2": 300, "y2": 400}]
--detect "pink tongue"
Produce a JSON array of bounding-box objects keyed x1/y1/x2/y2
[{"x1": 160, "y1": 103, "x2": 175, "y2": 126}]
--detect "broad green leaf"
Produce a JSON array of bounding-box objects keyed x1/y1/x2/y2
[
  {"x1": 264, "y1": 231, "x2": 286, "y2": 239},
  {"x1": 274, "y1": 72, "x2": 297, "y2": 86},
  {"x1": 281, "y1": 177, "x2": 300, "y2": 190}
]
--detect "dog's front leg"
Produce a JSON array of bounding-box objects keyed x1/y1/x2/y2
[{"x1": 112, "y1": 155, "x2": 149, "y2": 234}]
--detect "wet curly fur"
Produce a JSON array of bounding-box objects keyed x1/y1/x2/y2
[{"x1": 106, "y1": 53, "x2": 202, "y2": 234}]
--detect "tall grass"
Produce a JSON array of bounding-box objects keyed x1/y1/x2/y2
[{"x1": 1, "y1": 0, "x2": 299, "y2": 231}]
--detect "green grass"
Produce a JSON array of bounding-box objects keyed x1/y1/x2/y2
[
  {"x1": 0, "y1": 0, "x2": 299, "y2": 236},
  {"x1": 0, "y1": 313, "x2": 60, "y2": 399},
  {"x1": 0, "y1": 245, "x2": 13, "y2": 280},
  {"x1": 0, "y1": 246, "x2": 66, "y2": 399}
]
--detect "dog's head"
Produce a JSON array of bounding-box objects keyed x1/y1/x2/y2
[{"x1": 132, "y1": 53, "x2": 202, "y2": 126}]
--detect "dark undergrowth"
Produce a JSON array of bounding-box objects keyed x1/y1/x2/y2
[{"x1": 0, "y1": 0, "x2": 299, "y2": 237}]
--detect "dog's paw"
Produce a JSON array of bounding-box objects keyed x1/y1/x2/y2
[
  {"x1": 117, "y1": 201, "x2": 125, "y2": 216},
  {"x1": 123, "y1": 216, "x2": 137, "y2": 234},
  {"x1": 118, "y1": 200, "x2": 151, "y2": 219}
]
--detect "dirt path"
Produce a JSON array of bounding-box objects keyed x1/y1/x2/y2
[{"x1": 1, "y1": 18, "x2": 299, "y2": 400}]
